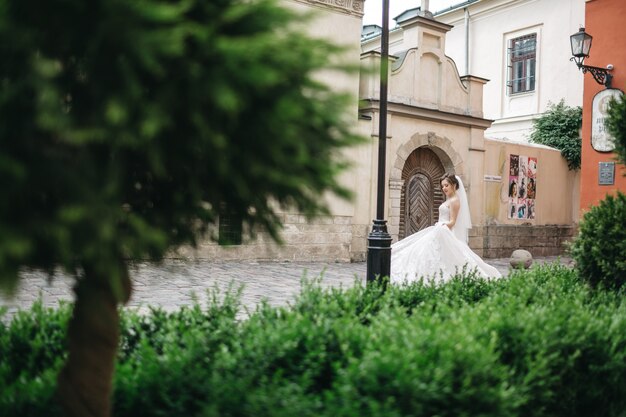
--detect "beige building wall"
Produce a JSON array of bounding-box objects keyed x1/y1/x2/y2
[
  {"x1": 284, "y1": 0, "x2": 365, "y2": 218},
  {"x1": 470, "y1": 139, "x2": 579, "y2": 257},
  {"x1": 483, "y1": 139, "x2": 580, "y2": 225},
  {"x1": 355, "y1": 13, "x2": 494, "y2": 260},
  {"x1": 185, "y1": 0, "x2": 368, "y2": 262}
]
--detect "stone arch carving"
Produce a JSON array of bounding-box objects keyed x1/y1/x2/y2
[{"x1": 388, "y1": 133, "x2": 463, "y2": 242}]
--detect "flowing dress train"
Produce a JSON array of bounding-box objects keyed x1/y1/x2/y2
[{"x1": 390, "y1": 202, "x2": 501, "y2": 284}]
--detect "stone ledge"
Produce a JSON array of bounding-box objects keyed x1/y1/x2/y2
[
  {"x1": 471, "y1": 224, "x2": 575, "y2": 258},
  {"x1": 175, "y1": 215, "x2": 355, "y2": 262}
]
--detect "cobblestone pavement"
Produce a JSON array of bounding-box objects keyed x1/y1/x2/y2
[{"x1": 1, "y1": 256, "x2": 573, "y2": 321}]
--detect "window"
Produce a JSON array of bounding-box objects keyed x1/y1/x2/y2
[
  {"x1": 218, "y1": 203, "x2": 243, "y2": 245},
  {"x1": 508, "y1": 34, "x2": 536, "y2": 94}
]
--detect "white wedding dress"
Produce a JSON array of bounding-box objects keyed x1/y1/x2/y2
[{"x1": 390, "y1": 202, "x2": 502, "y2": 284}]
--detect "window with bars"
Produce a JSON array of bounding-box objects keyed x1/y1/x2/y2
[
  {"x1": 508, "y1": 34, "x2": 536, "y2": 94},
  {"x1": 218, "y1": 203, "x2": 243, "y2": 245}
]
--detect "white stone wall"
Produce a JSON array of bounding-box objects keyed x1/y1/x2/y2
[{"x1": 436, "y1": 0, "x2": 585, "y2": 142}]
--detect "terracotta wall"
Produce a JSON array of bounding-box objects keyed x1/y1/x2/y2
[{"x1": 579, "y1": 0, "x2": 626, "y2": 212}]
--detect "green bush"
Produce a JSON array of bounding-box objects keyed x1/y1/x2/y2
[
  {"x1": 2, "y1": 265, "x2": 626, "y2": 417},
  {"x1": 530, "y1": 100, "x2": 582, "y2": 170},
  {"x1": 113, "y1": 285, "x2": 243, "y2": 416},
  {"x1": 570, "y1": 192, "x2": 626, "y2": 290},
  {"x1": 0, "y1": 300, "x2": 70, "y2": 417},
  {"x1": 606, "y1": 94, "x2": 626, "y2": 167},
  {"x1": 478, "y1": 265, "x2": 626, "y2": 417}
]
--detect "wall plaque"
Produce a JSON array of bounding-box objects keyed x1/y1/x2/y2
[
  {"x1": 599, "y1": 162, "x2": 615, "y2": 185},
  {"x1": 591, "y1": 88, "x2": 623, "y2": 152}
]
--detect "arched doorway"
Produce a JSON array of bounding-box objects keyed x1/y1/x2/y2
[{"x1": 399, "y1": 147, "x2": 446, "y2": 239}]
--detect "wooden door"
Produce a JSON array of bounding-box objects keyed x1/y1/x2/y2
[
  {"x1": 405, "y1": 173, "x2": 432, "y2": 234},
  {"x1": 399, "y1": 147, "x2": 446, "y2": 239}
]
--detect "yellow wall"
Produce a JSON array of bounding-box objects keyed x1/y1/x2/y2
[{"x1": 484, "y1": 139, "x2": 580, "y2": 225}]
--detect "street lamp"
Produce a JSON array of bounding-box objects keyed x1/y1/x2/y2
[
  {"x1": 366, "y1": 0, "x2": 392, "y2": 284},
  {"x1": 570, "y1": 27, "x2": 613, "y2": 88}
]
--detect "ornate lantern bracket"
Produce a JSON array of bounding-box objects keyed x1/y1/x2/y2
[{"x1": 570, "y1": 27, "x2": 613, "y2": 88}]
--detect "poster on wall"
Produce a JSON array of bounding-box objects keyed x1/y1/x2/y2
[{"x1": 508, "y1": 154, "x2": 536, "y2": 220}]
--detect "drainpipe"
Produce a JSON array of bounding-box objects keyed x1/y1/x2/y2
[{"x1": 464, "y1": 7, "x2": 470, "y2": 75}]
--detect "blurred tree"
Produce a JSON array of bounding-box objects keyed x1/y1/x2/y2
[
  {"x1": 0, "y1": 0, "x2": 361, "y2": 415},
  {"x1": 530, "y1": 100, "x2": 582, "y2": 170},
  {"x1": 607, "y1": 95, "x2": 626, "y2": 169}
]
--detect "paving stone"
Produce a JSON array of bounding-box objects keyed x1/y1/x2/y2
[{"x1": 1, "y1": 257, "x2": 572, "y2": 322}]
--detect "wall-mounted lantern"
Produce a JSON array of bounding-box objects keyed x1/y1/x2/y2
[{"x1": 570, "y1": 27, "x2": 613, "y2": 88}]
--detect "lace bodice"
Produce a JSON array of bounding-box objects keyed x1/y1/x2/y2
[
  {"x1": 438, "y1": 201, "x2": 467, "y2": 242},
  {"x1": 438, "y1": 202, "x2": 451, "y2": 223}
]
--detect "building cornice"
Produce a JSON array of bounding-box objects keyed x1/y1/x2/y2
[
  {"x1": 360, "y1": 99, "x2": 494, "y2": 129},
  {"x1": 290, "y1": 0, "x2": 365, "y2": 17},
  {"x1": 436, "y1": 0, "x2": 540, "y2": 25},
  {"x1": 398, "y1": 15, "x2": 453, "y2": 32}
]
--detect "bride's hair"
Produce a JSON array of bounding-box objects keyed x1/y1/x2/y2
[{"x1": 441, "y1": 173, "x2": 459, "y2": 190}]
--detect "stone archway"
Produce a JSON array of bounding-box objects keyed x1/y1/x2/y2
[
  {"x1": 388, "y1": 132, "x2": 462, "y2": 242},
  {"x1": 400, "y1": 148, "x2": 446, "y2": 238}
]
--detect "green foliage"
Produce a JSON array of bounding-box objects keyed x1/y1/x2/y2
[
  {"x1": 0, "y1": 300, "x2": 70, "y2": 417},
  {"x1": 570, "y1": 192, "x2": 626, "y2": 291},
  {"x1": 0, "y1": 0, "x2": 362, "y2": 288},
  {"x1": 606, "y1": 94, "x2": 626, "y2": 168},
  {"x1": 114, "y1": 286, "x2": 243, "y2": 416},
  {"x1": 3, "y1": 265, "x2": 626, "y2": 417},
  {"x1": 530, "y1": 100, "x2": 582, "y2": 170}
]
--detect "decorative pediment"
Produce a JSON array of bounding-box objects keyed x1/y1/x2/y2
[{"x1": 292, "y1": 0, "x2": 365, "y2": 17}]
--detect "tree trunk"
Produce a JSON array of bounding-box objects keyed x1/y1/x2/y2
[{"x1": 57, "y1": 261, "x2": 132, "y2": 417}]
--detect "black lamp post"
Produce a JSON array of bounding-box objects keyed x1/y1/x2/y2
[
  {"x1": 570, "y1": 27, "x2": 613, "y2": 88},
  {"x1": 366, "y1": 0, "x2": 392, "y2": 284}
]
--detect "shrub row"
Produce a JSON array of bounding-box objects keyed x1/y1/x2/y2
[
  {"x1": 2, "y1": 265, "x2": 626, "y2": 417},
  {"x1": 570, "y1": 192, "x2": 626, "y2": 291}
]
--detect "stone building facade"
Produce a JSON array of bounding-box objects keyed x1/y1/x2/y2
[
  {"x1": 184, "y1": 0, "x2": 577, "y2": 262},
  {"x1": 357, "y1": 8, "x2": 576, "y2": 259}
]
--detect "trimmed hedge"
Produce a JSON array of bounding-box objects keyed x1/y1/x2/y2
[
  {"x1": 570, "y1": 192, "x2": 626, "y2": 291},
  {"x1": 2, "y1": 265, "x2": 626, "y2": 417}
]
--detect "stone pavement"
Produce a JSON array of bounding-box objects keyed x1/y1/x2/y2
[{"x1": 1, "y1": 256, "x2": 573, "y2": 321}]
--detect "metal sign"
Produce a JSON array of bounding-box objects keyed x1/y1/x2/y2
[
  {"x1": 591, "y1": 88, "x2": 623, "y2": 152},
  {"x1": 599, "y1": 162, "x2": 615, "y2": 185}
]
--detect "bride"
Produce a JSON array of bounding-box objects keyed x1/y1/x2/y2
[{"x1": 390, "y1": 174, "x2": 502, "y2": 283}]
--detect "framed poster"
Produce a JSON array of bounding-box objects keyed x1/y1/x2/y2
[
  {"x1": 508, "y1": 154, "x2": 537, "y2": 220},
  {"x1": 591, "y1": 88, "x2": 623, "y2": 152}
]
